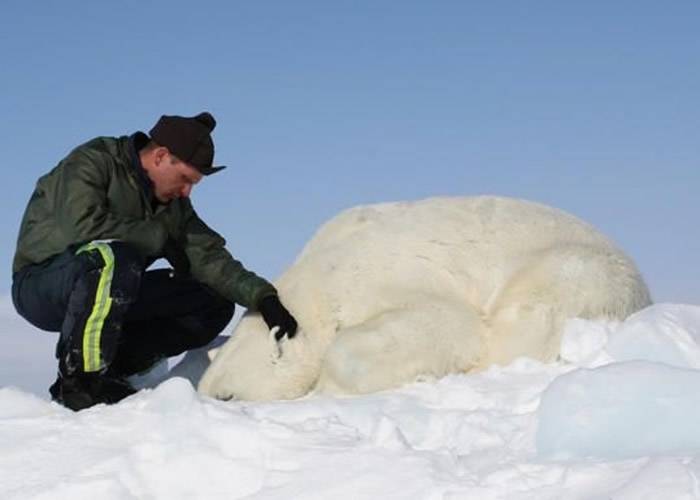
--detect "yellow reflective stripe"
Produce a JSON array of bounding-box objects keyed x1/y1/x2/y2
[{"x1": 77, "y1": 242, "x2": 115, "y2": 372}]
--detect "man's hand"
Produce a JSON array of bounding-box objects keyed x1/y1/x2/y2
[{"x1": 258, "y1": 295, "x2": 298, "y2": 341}]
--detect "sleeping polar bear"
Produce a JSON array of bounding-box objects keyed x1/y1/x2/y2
[{"x1": 199, "y1": 196, "x2": 651, "y2": 401}]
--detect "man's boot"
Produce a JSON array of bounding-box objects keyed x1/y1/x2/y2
[{"x1": 49, "y1": 370, "x2": 137, "y2": 411}]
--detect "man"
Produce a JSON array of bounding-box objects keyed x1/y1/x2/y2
[{"x1": 11, "y1": 112, "x2": 297, "y2": 411}]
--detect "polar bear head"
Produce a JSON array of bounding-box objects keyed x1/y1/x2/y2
[{"x1": 197, "y1": 313, "x2": 322, "y2": 401}]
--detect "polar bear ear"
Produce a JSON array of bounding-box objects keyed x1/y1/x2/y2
[{"x1": 207, "y1": 347, "x2": 221, "y2": 362}]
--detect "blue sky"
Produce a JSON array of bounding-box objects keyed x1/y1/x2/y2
[{"x1": 1, "y1": 1, "x2": 699, "y2": 305}]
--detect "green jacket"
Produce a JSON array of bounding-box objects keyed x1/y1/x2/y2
[{"x1": 13, "y1": 134, "x2": 276, "y2": 309}]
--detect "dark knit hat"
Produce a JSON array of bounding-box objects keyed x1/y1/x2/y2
[{"x1": 149, "y1": 112, "x2": 226, "y2": 175}]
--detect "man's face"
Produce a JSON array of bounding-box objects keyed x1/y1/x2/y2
[{"x1": 149, "y1": 150, "x2": 204, "y2": 203}]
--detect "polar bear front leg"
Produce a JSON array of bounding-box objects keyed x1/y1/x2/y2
[{"x1": 314, "y1": 299, "x2": 486, "y2": 395}]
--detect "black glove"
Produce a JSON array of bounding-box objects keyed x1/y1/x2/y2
[{"x1": 258, "y1": 295, "x2": 298, "y2": 341}]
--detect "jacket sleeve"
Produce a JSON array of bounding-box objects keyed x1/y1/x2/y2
[
  {"x1": 179, "y1": 200, "x2": 277, "y2": 309},
  {"x1": 54, "y1": 149, "x2": 167, "y2": 257}
]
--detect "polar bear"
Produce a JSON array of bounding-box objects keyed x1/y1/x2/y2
[{"x1": 198, "y1": 196, "x2": 651, "y2": 401}]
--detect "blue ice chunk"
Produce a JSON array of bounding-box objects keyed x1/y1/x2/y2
[{"x1": 536, "y1": 360, "x2": 700, "y2": 459}]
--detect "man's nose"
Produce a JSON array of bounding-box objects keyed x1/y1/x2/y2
[{"x1": 181, "y1": 184, "x2": 193, "y2": 198}]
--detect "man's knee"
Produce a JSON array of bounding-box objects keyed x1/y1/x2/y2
[
  {"x1": 12, "y1": 242, "x2": 144, "y2": 332},
  {"x1": 78, "y1": 240, "x2": 145, "y2": 297},
  {"x1": 78, "y1": 240, "x2": 145, "y2": 272}
]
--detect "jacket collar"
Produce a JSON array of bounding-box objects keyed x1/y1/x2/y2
[{"x1": 128, "y1": 132, "x2": 157, "y2": 209}]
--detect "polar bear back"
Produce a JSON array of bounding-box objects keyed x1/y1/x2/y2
[{"x1": 278, "y1": 196, "x2": 637, "y2": 332}]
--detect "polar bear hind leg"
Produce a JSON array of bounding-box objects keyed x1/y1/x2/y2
[
  {"x1": 486, "y1": 243, "x2": 651, "y2": 366},
  {"x1": 315, "y1": 299, "x2": 486, "y2": 395}
]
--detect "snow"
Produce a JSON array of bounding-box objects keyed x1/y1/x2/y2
[{"x1": 3, "y1": 304, "x2": 700, "y2": 499}]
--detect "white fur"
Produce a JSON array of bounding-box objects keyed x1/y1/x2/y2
[{"x1": 198, "y1": 196, "x2": 651, "y2": 401}]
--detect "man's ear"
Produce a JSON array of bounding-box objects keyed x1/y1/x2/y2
[{"x1": 153, "y1": 147, "x2": 169, "y2": 167}]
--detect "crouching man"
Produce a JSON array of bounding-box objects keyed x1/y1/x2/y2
[{"x1": 11, "y1": 111, "x2": 297, "y2": 411}]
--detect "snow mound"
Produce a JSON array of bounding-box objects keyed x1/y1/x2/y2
[
  {"x1": 560, "y1": 303, "x2": 700, "y2": 369},
  {"x1": 0, "y1": 370, "x2": 555, "y2": 500},
  {"x1": 0, "y1": 378, "x2": 269, "y2": 500}
]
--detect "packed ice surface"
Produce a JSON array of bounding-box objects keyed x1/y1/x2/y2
[
  {"x1": 537, "y1": 360, "x2": 700, "y2": 459},
  {"x1": 537, "y1": 303, "x2": 700, "y2": 460},
  {"x1": 2, "y1": 303, "x2": 700, "y2": 499}
]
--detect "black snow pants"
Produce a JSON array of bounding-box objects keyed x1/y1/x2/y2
[{"x1": 11, "y1": 241, "x2": 235, "y2": 377}]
